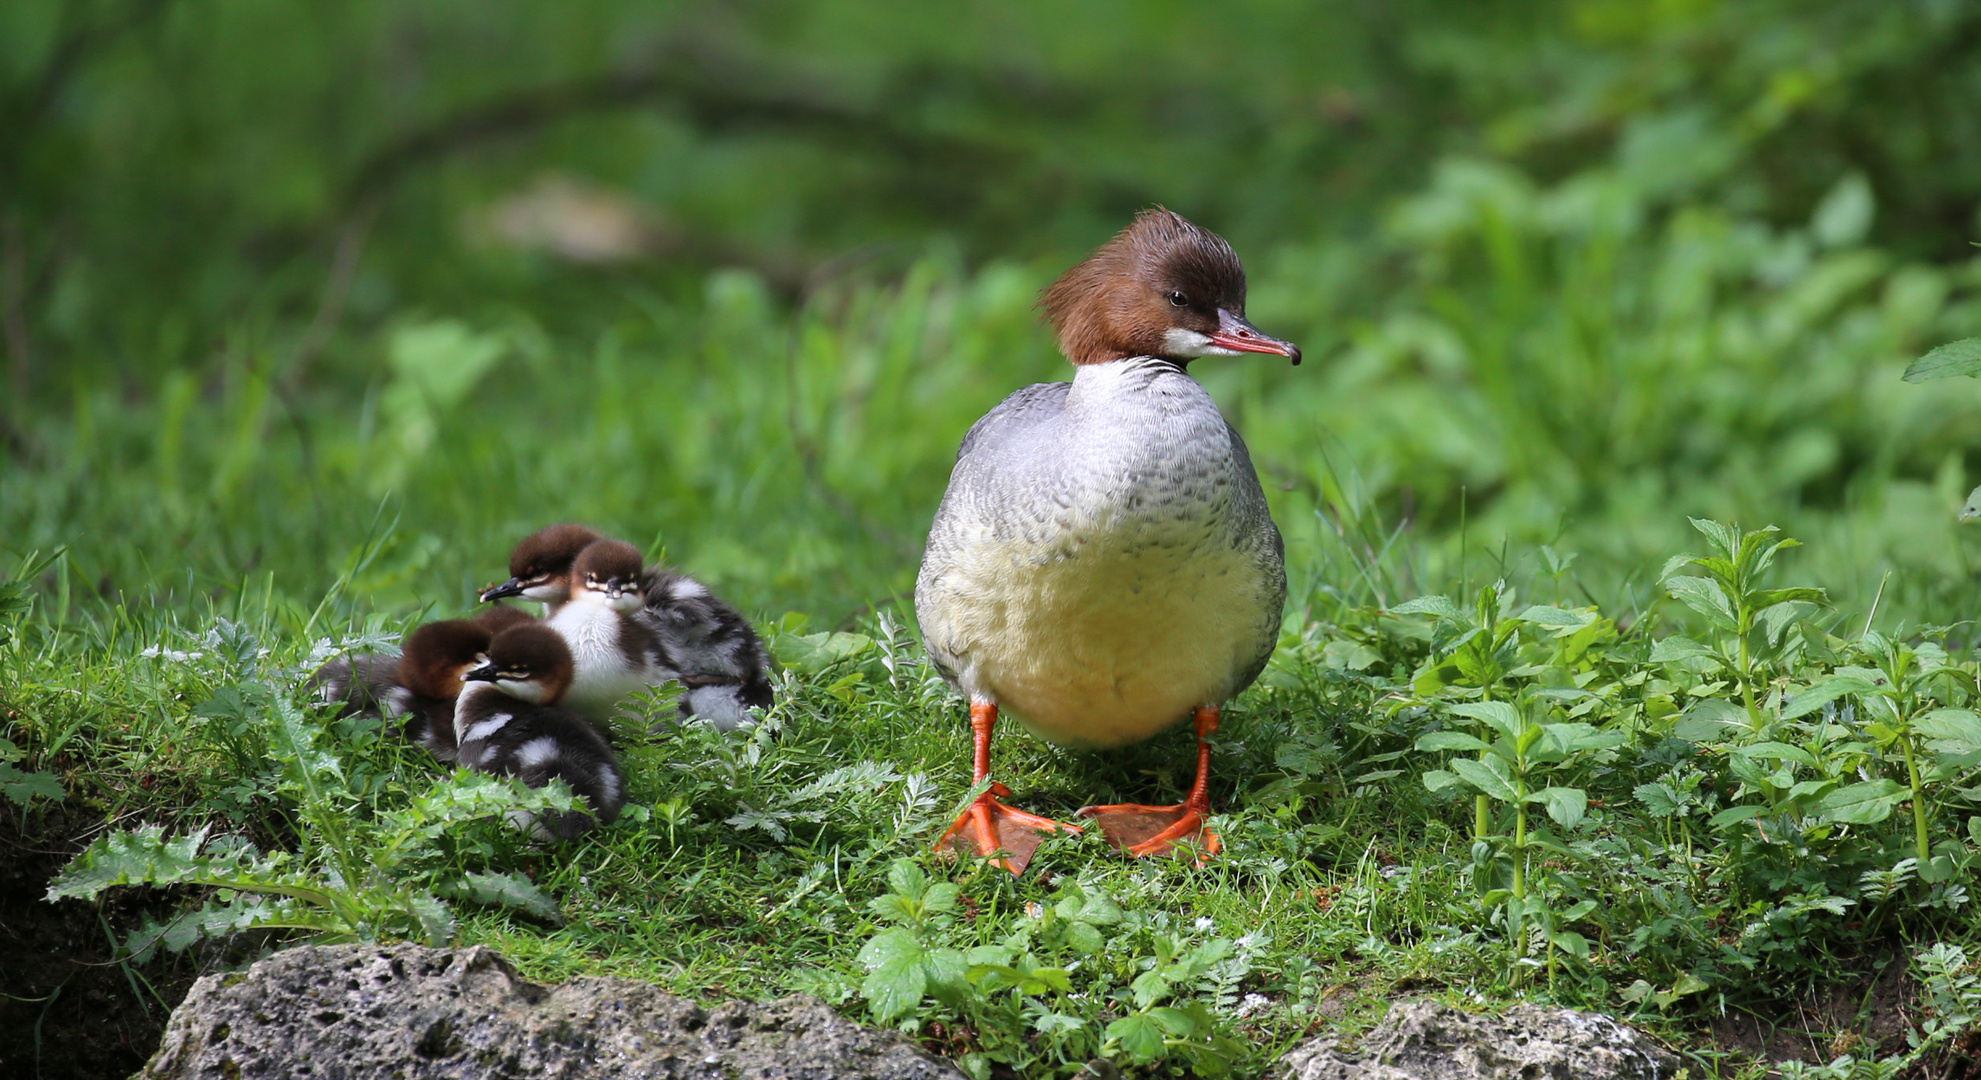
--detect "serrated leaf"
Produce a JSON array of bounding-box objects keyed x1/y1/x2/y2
[
  {"x1": 923, "y1": 947, "x2": 971, "y2": 1004},
  {"x1": 1635, "y1": 782, "x2": 1685, "y2": 817},
  {"x1": 1389, "y1": 595, "x2": 1462, "y2": 621},
  {"x1": 1107, "y1": 1013, "x2": 1167, "y2": 1061},
  {"x1": 884, "y1": 858, "x2": 927, "y2": 901},
  {"x1": 857, "y1": 927, "x2": 925, "y2": 970},
  {"x1": 1515, "y1": 605, "x2": 1592, "y2": 629},
  {"x1": 1688, "y1": 518, "x2": 1741, "y2": 556},
  {"x1": 863, "y1": 957, "x2": 927, "y2": 1022},
  {"x1": 409, "y1": 893, "x2": 457, "y2": 946},
  {"x1": 1903, "y1": 338, "x2": 1981, "y2": 382},
  {"x1": 1449, "y1": 756, "x2": 1519, "y2": 802},
  {"x1": 0, "y1": 763, "x2": 64, "y2": 805},
  {"x1": 48, "y1": 826, "x2": 217, "y2": 900},
  {"x1": 453, "y1": 871, "x2": 558, "y2": 920},
  {"x1": 1664, "y1": 576, "x2": 1736, "y2": 629}
]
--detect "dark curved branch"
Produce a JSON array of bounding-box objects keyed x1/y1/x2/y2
[{"x1": 340, "y1": 63, "x2": 1010, "y2": 212}]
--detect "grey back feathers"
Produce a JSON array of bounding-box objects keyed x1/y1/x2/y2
[{"x1": 637, "y1": 567, "x2": 776, "y2": 728}]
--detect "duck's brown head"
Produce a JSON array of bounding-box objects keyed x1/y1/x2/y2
[{"x1": 1039, "y1": 207, "x2": 1300, "y2": 369}]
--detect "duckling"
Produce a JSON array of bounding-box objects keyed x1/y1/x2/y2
[
  {"x1": 545, "y1": 538, "x2": 678, "y2": 721},
  {"x1": 638, "y1": 567, "x2": 776, "y2": 731},
  {"x1": 309, "y1": 605, "x2": 536, "y2": 760},
  {"x1": 307, "y1": 651, "x2": 405, "y2": 720},
  {"x1": 394, "y1": 617, "x2": 500, "y2": 762},
  {"x1": 916, "y1": 208, "x2": 1299, "y2": 874},
  {"x1": 455, "y1": 623, "x2": 626, "y2": 839},
  {"x1": 482, "y1": 524, "x2": 776, "y2": 728}
]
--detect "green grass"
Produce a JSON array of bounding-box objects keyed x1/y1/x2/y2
[{"x1": 9, "y1": 101, "x2": 1981, "y2": 1080}]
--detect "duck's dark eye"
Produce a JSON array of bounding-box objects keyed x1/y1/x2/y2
[{"x1": 1168, "y1": 292, "x2": 1189, "y2": 307}]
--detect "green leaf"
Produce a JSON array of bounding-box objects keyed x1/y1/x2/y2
[
  {"x1": 1648, "y1": 636, "x2": 1718, "y2": 663},
  {"x1": 1147, "y1": 1006, "x2": 1199, "y2": 1036},
  {"x1": 1421, "y1": 769, "x2": 1463, "y2": 793},
  {"x1": 1539, "y1": 722, "x2": 1628, "y2": 757},
  {"x1": 1903, "y1": 338, "x2": 1981, "y2": 382},
  {"x1": 857, "y1": 926, "x2": 925, "y2": 969},
  {"x1": 1449, "y1": 756, "x2": 1519, "y2": 802},
  {"x1": 1107, "y1": 1013, "x2": 1168, "y2": 1061},
  {"x1": 1730, "y1": 741, "x2": 1818, "y2": 769},
  {"x1": 776, "y1": 631, "x2": 875, "y2": 674},
  {"x1": 1748, "y1": 587, "x2": 1827, "y2": 611},
  {"x1": 451, "y1": 871, "x2": 558, "y2": 920},
  {"x1": 1448, "y1": 701, "x2": 1522, "y2": 740},
  {"x1": 1529, "y1": 786, "x2": 1587, "y2": 830},
  {"x1": 1663, "y1": 576, "x2": 1736, "y2": 629},
  {"x1": 1634, "y1": 782, "x2": 1686, "y2": 817},
  {"x1": 1389, "y1": 595, "x2": 1462, "y2": 621},
  {"x1": 1915, "y1": 708, "x2": 1981, "y2": 755},
  {"x1": 1320, "y1": 639, "x2": 1383, "y2": 671},
  {"x1": 863, "y1": 957, "x2": 927, "y2": 1022},
  {"x1": 1709, "y1": 805, "x2": 1768, "y2": 830},
  {"x1": 1416, "y1": 731, "x2": 1493, "y2": 753},
  {"x1": 1812, "y1": 779, "x2": 1907, "y2": 825},
  {"x1": 48, "y1": 826, "x2": 219, "y2": 900},
  {"x1": 1782, "y1": 674, "x2": 1885, "y2": 719},
  {"x1": 0, "y1": 762, "x2": 64, "y2": 805},
  {"x1": 1515, "y1": 605, "x2": 1593, "y2": 629},
  {"x1": 1688, "y1": 518, "x2": 1742, "y2": 557},
  {"x1": 409, "y1": 893, "x2": 457, "y2": 946},
  {"x1": 884, "y1": 859, "x2": 927, "y2": 902}
]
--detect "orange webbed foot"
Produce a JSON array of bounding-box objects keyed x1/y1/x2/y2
[
  {"x1": 1074, "y1": 801, "x2": 1221, "y2": 862},
  {"x1": 938, "y1": 782, "x2": 1083, "y2": 875}
]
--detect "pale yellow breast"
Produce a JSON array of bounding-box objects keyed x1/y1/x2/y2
[{"x1": 926, "y1": 524, "x2": 1277, "y2": 749}]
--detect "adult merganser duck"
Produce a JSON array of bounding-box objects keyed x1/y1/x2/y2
[
  {"x1": 916, "y1": 208, "x2": 1298, "y2": 874},
  {"x1": 455, "y1": 624, "x2": 626, "y2": 839},
  {"x1": 483, "y1": 525, "x2": 777, "y2": 728}
]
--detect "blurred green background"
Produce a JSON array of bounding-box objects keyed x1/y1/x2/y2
[{"x1": 6, "y1": 0, "x2": 1981, "y2": 627}]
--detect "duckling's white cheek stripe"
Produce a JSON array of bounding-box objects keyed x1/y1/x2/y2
[
  {"x1": 464, "y1": 714, "x2": 512, "y2": 743},
  {"x1": 515, "y1": 737, "x2": 561, "y2": 767}
]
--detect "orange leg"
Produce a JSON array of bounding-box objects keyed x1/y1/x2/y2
[
  {"x1": 1076, "y1": 705, "x2": 1223, "y2": 862},
  {"x1": 937, "y1": 700, "x2": 1082, "y2": 875}
]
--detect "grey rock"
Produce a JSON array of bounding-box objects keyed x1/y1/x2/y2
[
  {"x1": 1280, "y1": 1001, "x2": 1680, "y2": 1080},
  {"x1": 140, "y1": 942, "x2": 964, "y2": 1080}
]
